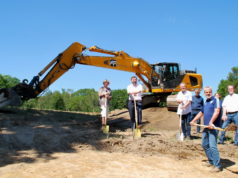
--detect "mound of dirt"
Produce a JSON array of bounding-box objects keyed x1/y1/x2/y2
[{"x1": 0, "y1": 108, "x2": 238, "y2": 177}]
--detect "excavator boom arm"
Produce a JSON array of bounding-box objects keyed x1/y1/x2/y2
[
  {"x1": 0, "y1": 42, "x2": 157, "y2": 107},
  {"x1": 37, "y1": 42, "x2": 156, "y2": 94}
]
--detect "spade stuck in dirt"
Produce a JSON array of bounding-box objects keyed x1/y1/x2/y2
[
  {"x1": 176, "y1": 114, "x2": 184, "y2": 141},
  {"x1": 133, "y1": 98, "x2": 141, "y2": 138},
  {"x1": 102, "y1": 97, "x2": 110, "y2": 136}
]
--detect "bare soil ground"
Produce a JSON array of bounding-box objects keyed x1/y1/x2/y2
[{"x1": 0, "y1": 107, "x2": 238, "y2": 178}]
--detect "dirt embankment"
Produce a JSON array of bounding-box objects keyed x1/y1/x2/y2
[{"x1": 0, "y1": 107, "x2": 237, "y2": 178}]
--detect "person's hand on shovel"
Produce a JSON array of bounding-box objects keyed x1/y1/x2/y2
[
  {"x1": 207, "y1": 122, "x2": 216, "y2": 130},
  {"x1": 190, "y1": 121, "x2": 196, "y2": 126},
  {"x1": 222, "y1": 115, "x2": 227, "y2": 121}
]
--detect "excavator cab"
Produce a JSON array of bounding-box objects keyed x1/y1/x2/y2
[{"x1": 151, "y1": 63, "x2": 181, "y2": 88}]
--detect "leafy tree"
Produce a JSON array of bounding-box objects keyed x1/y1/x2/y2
[
  {"x1": 46, "y1": 91, "x2": 65, "y2": 110},
  {"x1": 21, "y1": 88, "x2": 128, "y2": 112},
  {"x1": 217, "y1": 67, "x2": 238, "y2": 98},
  {"x1": 110, "y1": 89, "x2": 128, "y2": 110},
  {"x1": 0, "y1": 74, "x2": 20, "y2": 88},
  {"x1": 22, "y1": 99, "x2": 38, "y2": 109},
  {"x1": 72, "y1": 88, "x2": 100, "y2": 112}
]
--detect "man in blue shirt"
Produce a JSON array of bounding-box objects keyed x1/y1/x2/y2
[
  {"x1": 190, "y1": 86, "x2": 222, "y2": 172},
  {"x1": 191, "y1": 89, "x2": 204, "y2": 133}
]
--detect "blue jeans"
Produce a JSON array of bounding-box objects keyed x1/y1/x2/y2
[
  {"x1": 181, "y1": 113, "x2": 191, "y2": 137},
  {"x1": 202, "y1": 129, "x2": 221, "y2": 168},
  {"x1": 219, "y1": 112, "x2": 238, "y2": 144},
  {"x1": 128, "y1": 100, "x2": 142, "y2": 128}
]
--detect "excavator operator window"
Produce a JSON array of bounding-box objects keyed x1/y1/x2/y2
[{"x1": 162, "y1": 64, "x2": 179, "y2": 81}]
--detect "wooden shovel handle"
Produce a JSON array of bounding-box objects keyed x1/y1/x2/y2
[{"x1": 194, "y1": 123, "x2": 224, "y2": 131}]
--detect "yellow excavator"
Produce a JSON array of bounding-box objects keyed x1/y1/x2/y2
[{"x1": 0, "y1": 42, "x2": 202, "y2": 110}]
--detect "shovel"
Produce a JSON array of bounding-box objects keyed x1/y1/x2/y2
[
  {"x1": 176, "y1": 113, "x2": 184, "y2": 141},
  {"x1": 133, "y1": 98, "x2": 141, "y2": 139},
  {"x1": 193, "y1": 123, "x2": 225, "y2": 131},
  {"x1": 102, "y1": 97, "x2": 109, "y2": 135}
]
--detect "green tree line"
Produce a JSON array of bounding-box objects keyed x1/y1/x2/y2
[
  {"x1": 0, "y1": 74, "x2": 128, "y2": 112},
  {"x1": 22, "y1": 88, "x2": 128, "y2": 112},
  {"x1": 2, "y1": 66, "x2": 238, "y2": 111}
]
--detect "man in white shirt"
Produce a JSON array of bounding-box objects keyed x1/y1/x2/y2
[
  {"x1": 127, "y1": 76, "x2": 143, "y2": 129},
  {"x1": 218, "y1": 85, "x2": 238, "y2": 146},
  {"x1": 176, "y1": 83, "x2": 192, "y2": 140}
]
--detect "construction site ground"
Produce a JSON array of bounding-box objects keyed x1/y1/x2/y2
[{"x1": 0, "y1": 107, "x2": 238, "y2": 178}]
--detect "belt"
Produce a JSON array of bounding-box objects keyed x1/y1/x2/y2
[
  {"x1": 129, "y1": 100, "x2": 142, "y2": 102},
  {"x1": 227, "y1": 111, "x2": 238, "y2": 114}
]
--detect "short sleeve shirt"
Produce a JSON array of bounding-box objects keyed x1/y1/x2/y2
[
  {"x1": 202, "y1": 96, "x2": 220, "y2": 127},
  {"x1": 176, "y1": 90, "x2": 192, "y2": 115},
  {"x1": 191, "y1": 95, "x2": 204, "y2": 112},
  {"x1": 127, "y1": 84, "x2": 143, "y2": 101},
  {"x1": 98, "y1": 87, "x2": 112, "y2": 106},
  {"x1": 222, "y1": 93, "x2": 238, "y2": 113}
]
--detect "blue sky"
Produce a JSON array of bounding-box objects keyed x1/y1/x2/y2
[{"x1": 0, "y1": 0, "x2": 237, "y2": 94}]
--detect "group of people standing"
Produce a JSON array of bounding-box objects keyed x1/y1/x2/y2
[
  {"x1": 177, "y1": 83, "x2": 238, "y2": 172},
  {"x1": 98, "y1": 76, "x2": 143, "y2": 129},
  {"x1": 98, "y1": 77, "x2": 238, "y2": 172}
]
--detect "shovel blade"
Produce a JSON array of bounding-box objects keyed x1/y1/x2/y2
[
  {"x1": 134, "y1": 128, "x2": 141, "y2": 138},
  {"x1": 102, "y1": 125, "x2": 109, "y2": 134},
  {"x1": 176, "y1": 132, "x2": 184, "y2": 141}
]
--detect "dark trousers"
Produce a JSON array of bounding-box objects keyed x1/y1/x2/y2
[
  {"x1": 181, "y1": 112, "x2": 191, "y2": 137},
  {"x1": 128, "y1": 100, "x2": 142, "y2": 128},
  {"x1": 191, "y1": 111, "x2": 201, "y2": 132}
]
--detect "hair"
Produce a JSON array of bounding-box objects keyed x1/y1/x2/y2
[
  {"x1": 180, "y1": 82, "x2": 186, "y2": 87},
  {"x1": 204, "y1": 86, "x2": 212, "y2": 92},
  {"x1": 228, "y1": 85, "x2": 234, "y2": 89},
  {"x1": 103, "y1": 79, "x2": 110, "y2": 84},
  {"x1": 194, "y1": 88, "x2": 201, "y2": 92},
  {"x1": 131, "y1": 76, "x2": 137, "y2": 80}
]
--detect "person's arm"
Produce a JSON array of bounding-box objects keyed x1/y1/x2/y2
[
  {"x1": 222, "y1": 97, "x2": 228, "y2": 121},
  {"x1": 182, "y1": 100, "x2": 191, "y2": 110},
  {"x1": 98, "y1": 88, "x2": 105, "y2": 97},
  {"x1": 190, "y1": 111, "x2": 203, "y2": 126},
  {"x1": 201, "y1": 98, "x2": 204, "y2": 107},
  {"x1": 127, "y1": 85, "x2": 142, "y2": 96},
  {"x1": 181, "y1": 92, "x2": 192, "y2": 109},
  {"x1": 127, "y1": 85, "x2": 131, "y2": 95},
  {"x1": 222, "y1": 107, "x2": 227, "y2": 121},
  {"x1": 106, "y1": 88, "x2": 112, "y2": 100},
  {"x1": 176, "y1": 92, "x2": 183, "y2": 104},
  {"x1": 208, "y1": 108, "x2": 220, "y2": 129}
]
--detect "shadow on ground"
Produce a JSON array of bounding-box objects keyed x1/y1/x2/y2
[{"x1": 0, "y1": 108, "x2": 127, "y2": 167}]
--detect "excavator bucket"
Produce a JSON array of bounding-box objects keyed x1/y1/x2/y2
[
  {"x1": 0, "y1": 88, "x2": 21, "y2": 108},
  {"x1": 166, "y1": 95, "x2": 178, "y2": 112}
]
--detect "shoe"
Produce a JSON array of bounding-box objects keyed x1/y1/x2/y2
[
  {"x1": 185, "y1": 136, "x2": 192, "y2": 140},
  {"x1": 234, "y1": 143, "x2": 238, "y2": 146},
  {"x1": 210, "y1": 167, "x2": 222, "y2": 172},
  {"x1": 202, "y1": 161, "x2": 213, "y2": 167},
  {"x1": 137, "y1": 124, "x2": 143, "y2": 129},
  {"x1": 217, "y1": 142, "x2": 224, "y2": 145}
]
